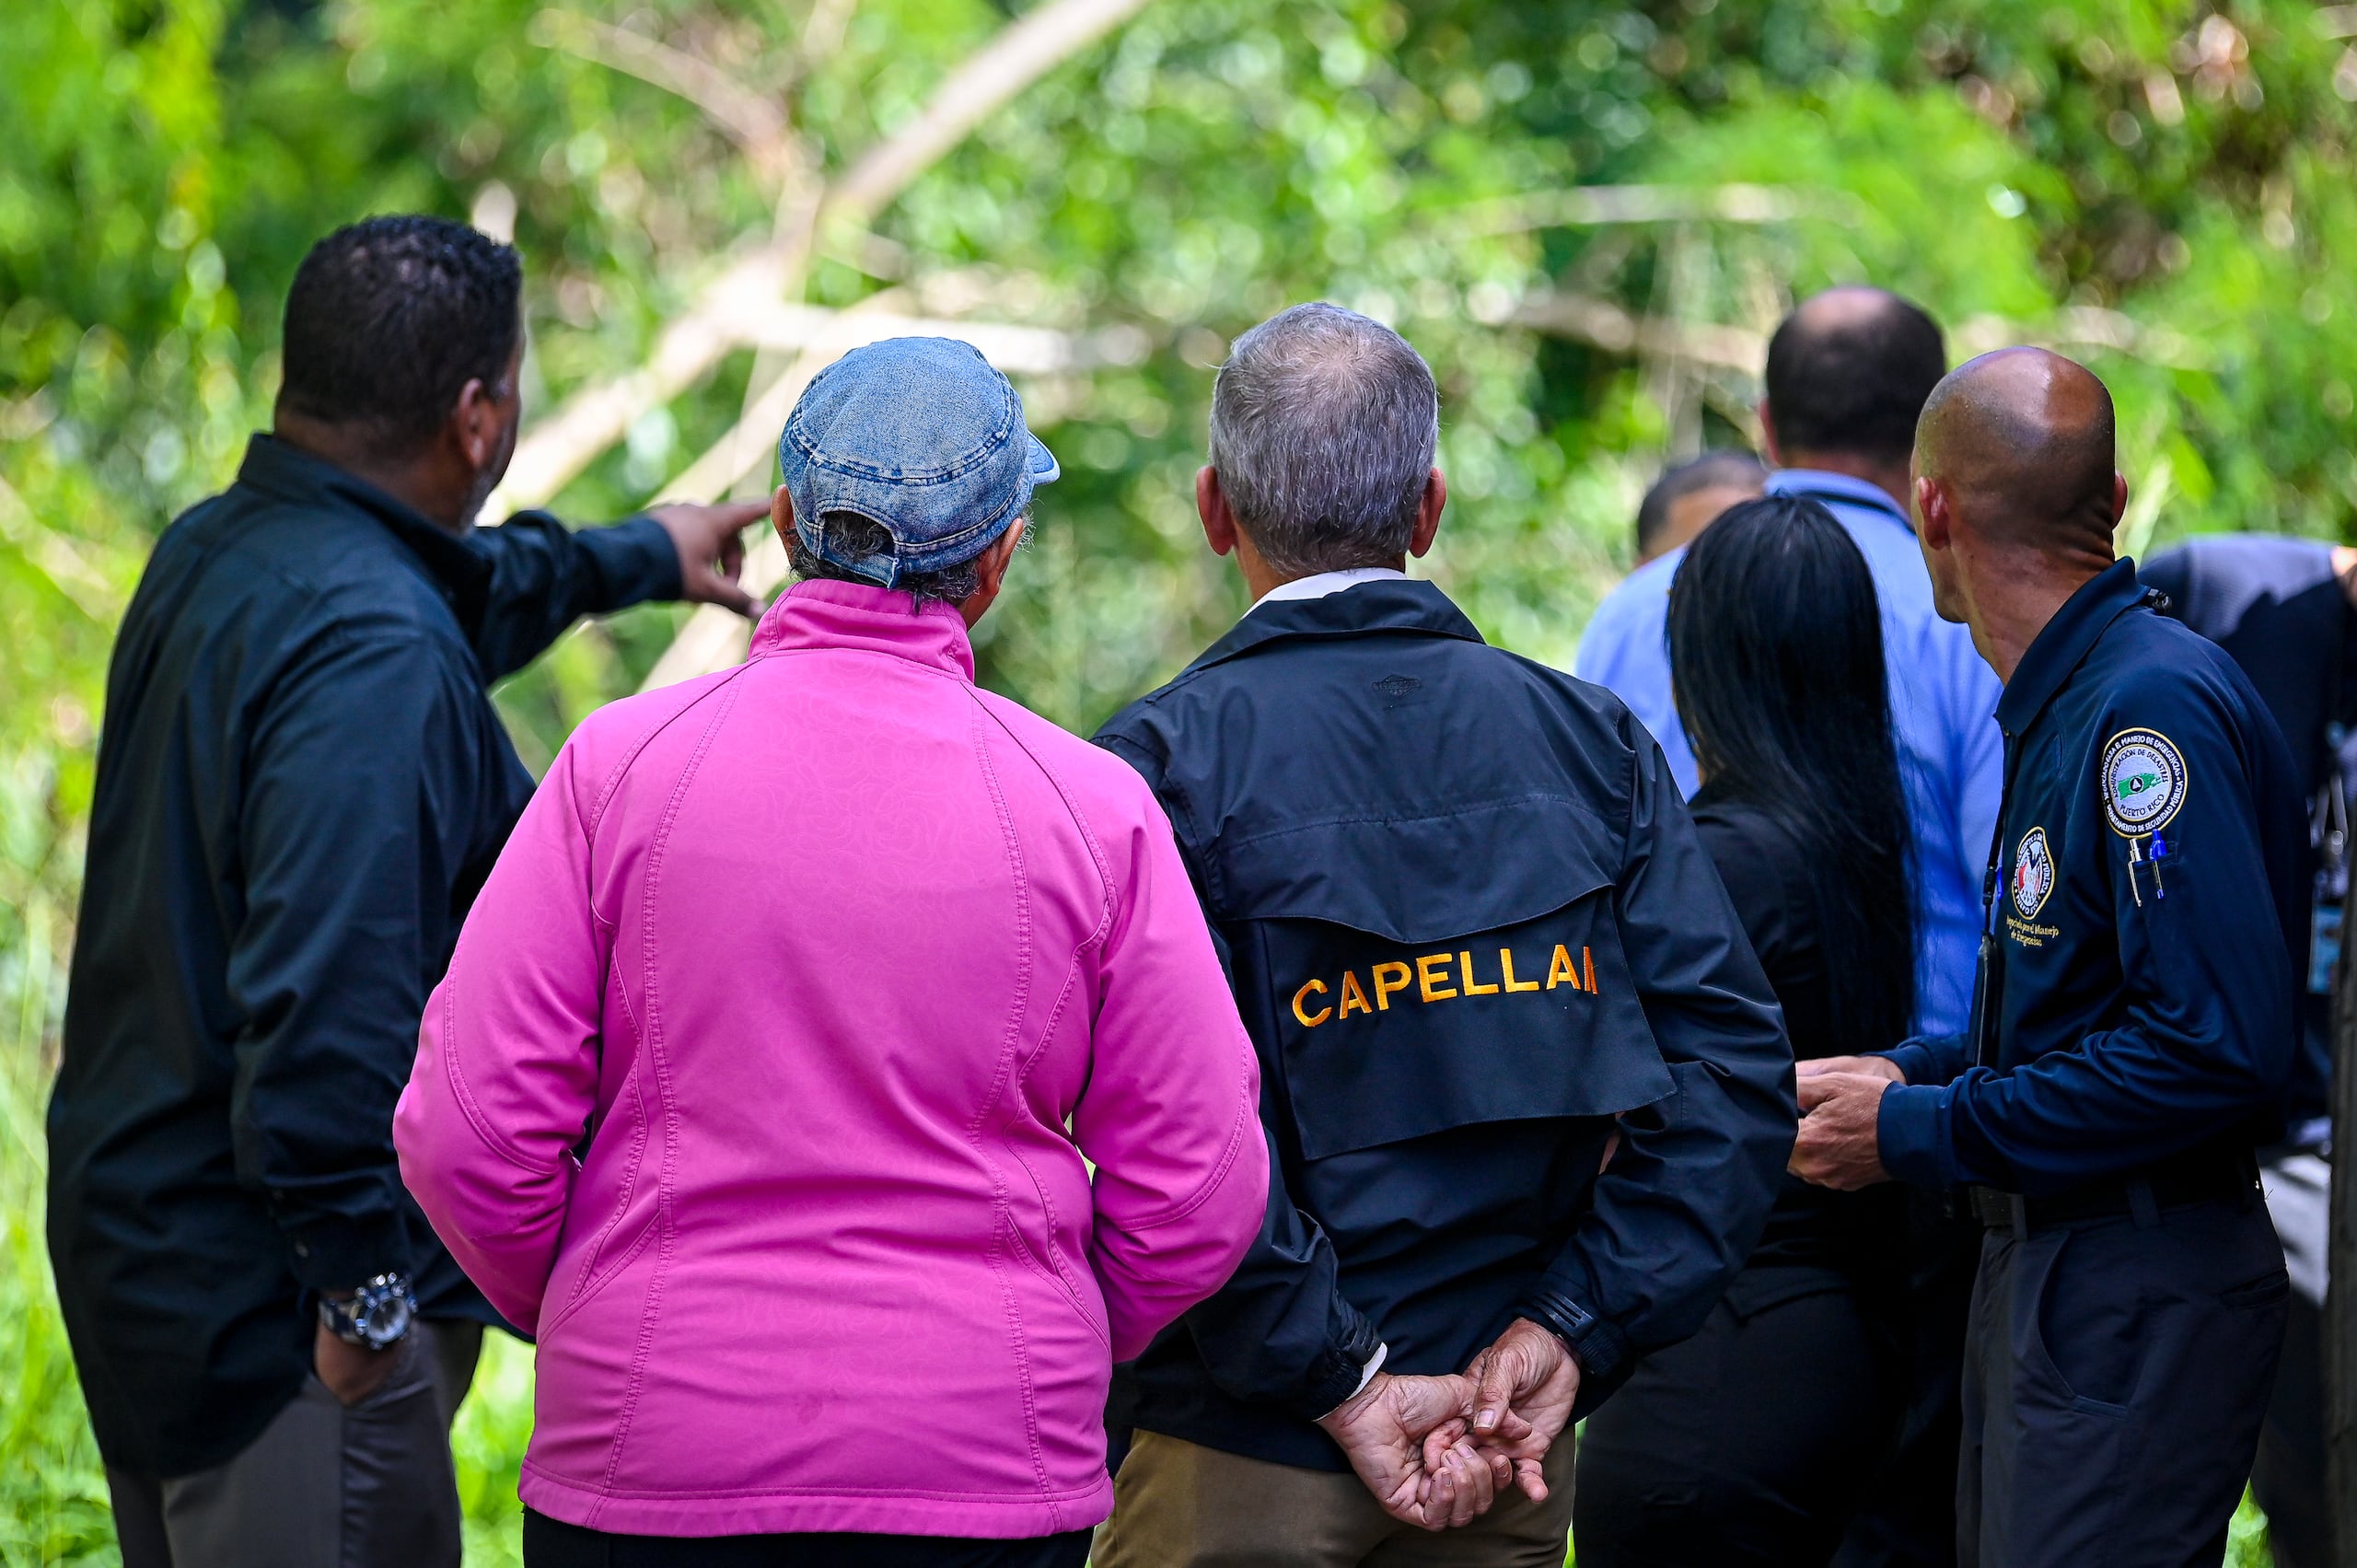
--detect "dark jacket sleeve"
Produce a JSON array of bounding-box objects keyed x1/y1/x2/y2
[
  {"x1": 226, "y1": 632, "x2": 482, "y2": 1292},
  {"x1": 1511, "y1": 737, "x2": 1796, "y2": 1411},
  {"x1": 1179, "y1": 1121, "x2": 1387, "y2": 1419},
  {"x1": 470, "y1": 512, "x2": 682, "y2": 681},
  {"x1": 1883, "y1": 1030, "x2": 1974, "y2": 1087},
  {"x1": 1096, "y1": 728, "x2": 1386, "y2": 1419},
  {"x1": 1878, "y1": 679, "x2": 2298, "y2": 1191}
]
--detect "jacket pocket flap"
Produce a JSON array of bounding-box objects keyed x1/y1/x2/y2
[
  {"x1": 1211, "y1": 795, "x2": 1619, "y2": 944},
  {"x1": 1260, "y1": 895, "x2": 1676, "y2": 1160}
]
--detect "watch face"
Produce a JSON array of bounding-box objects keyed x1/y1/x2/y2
[{"x1": 353, "y1": 1279, "x2": 414, "y2": 1345}]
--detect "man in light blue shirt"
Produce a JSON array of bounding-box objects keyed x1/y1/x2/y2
[
  {"x1": 1574, "y1": 287, "x2": 1999, "y2": 1568},
  {"x1": 1575, "y1": 288, "x2": 2001, "y2": 1043}
]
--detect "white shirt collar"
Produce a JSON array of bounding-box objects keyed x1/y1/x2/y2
[{"x1": 1247, "y1": 566, "x2": 1409, "y2": 617}]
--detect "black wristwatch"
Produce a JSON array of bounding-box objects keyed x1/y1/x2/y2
[{"x1": 317, "y1": 1273, "x2": 416, "y2": 1350}]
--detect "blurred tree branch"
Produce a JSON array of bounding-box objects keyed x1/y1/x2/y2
[
  {"x1": 532, "y1": 10, "x2": 798, "y2": 182},
  {"x1": 488, "y1": 0, "x2": 1161, "y2": 521}
]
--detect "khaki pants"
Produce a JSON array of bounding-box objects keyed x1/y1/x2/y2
[
  {"x1": 1095, "y1": 1429, "x2": 1575, "y2": 1568},
  {"x1": 107, "y1": 1318, "x2": 482, "y2": 1568}
]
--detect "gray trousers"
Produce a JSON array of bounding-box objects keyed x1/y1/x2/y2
[
  {"x1": 107, "y1": 1318, "x2": 482, "y2": 1568},
  {"x1": 2252, "y1": 1151, "x2": 2330, "y2": 1568},
  {"x1": 1957, "y1": 1197, "x2": 2287, "y2": 1568}
]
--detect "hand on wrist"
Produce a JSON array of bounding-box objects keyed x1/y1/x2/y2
[{"x1": 1318, "y1": 1370, "x2": 1516, "y2": 1530}]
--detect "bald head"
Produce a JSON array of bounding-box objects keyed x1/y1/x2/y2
[
  {"x1": 1763, "y1": 287, "x2": 1946, "y2": 461},
  {"x1": 1917, "y1": 348, "x2": 2119, "y2": 554}
]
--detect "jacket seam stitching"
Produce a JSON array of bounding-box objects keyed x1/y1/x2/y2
[
  {"x1": 594, "y1": 675, "x2": 744, "y2": 1516},
  {"x1": 435, "y1": 964, "x2": 549, "y2": 1179},
  {"x1": 961, "y1": 694, "x2": 1058, "y2": 1525},
  {"x1": 582, "y1": 663, "x2": 758, "y2": 841},
  {"x1": 964, "y1": 696, "x2": 1118, "y2": 1336},
  {"x1": 998, "y1": 954, "x2": 1110, "y2": 1350},
  {"x1": 1114, "y1": 1050, "x2": 1258, "y2": 1232},
  {"x1": 541, "y1": 972, "x2": 653, "y2": 1335},
  {"x1": 970, "y1": 692, "x2": 1242, "y2": 1259}
]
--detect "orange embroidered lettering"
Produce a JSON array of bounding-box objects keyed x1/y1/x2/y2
[
  {"x1": 1547, "y1": 944, "x2": 1582, "y2": 991},
  {"x1": 1292, "y1": 979, "x2": 1331, "y2": 1028},
  {"x1": 1338, "y1": 970, "x2": 1372, "y2": 1019},
  {"x1": 1372, "y1": 962, "x2": 1412, "y2": 1010},
  {"x1": 1501, "y1": 948, "x2": 1540, "y2": 993},
  {"x1": 1459, "y1": 950, "x2": 1501, "y2": 996},
  {"x1": 1583, "y1": 946, "x2": 1597, "y2": 994},
  {"x1": 1417, "y1": 953, "x2": 1457, "y2": 1003}
]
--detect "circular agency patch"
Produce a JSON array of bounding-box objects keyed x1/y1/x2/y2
[
  {"x1": 2101, "y1": 727, "x2": 2189, "y2": 837},
  {"x1": 2011, "y1": 826, "x2": 2056, "y2": 918}
]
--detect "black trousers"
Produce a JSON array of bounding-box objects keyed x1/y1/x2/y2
[
  {"x1": 1957, "y1": 1196, "x2": 2287, "y2": 1568},
  {"x1": 1830, "y1": 1192, "x2": 1980, "y2": 1568},
  {"x1": 521, "y1": 1512, "x2": 1094, "y2": 1568},
  {"x1": 1573, "y1": 1268, "x2": 1905, "y2": 1567}
]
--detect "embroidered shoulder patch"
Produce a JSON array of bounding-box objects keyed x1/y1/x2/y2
[
  {"x1": 2011, "y1": 826, "x2": 2055, "y2": 918},
  {"x1": 2101, "y1": 727, "x2": 2188, "y2": 837}
]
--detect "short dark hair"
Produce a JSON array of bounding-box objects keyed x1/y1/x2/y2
[
  {"x1": 1667, "y1": 494, "x2": 1917, "y2": 1048},
  {"x1": 278, "y1": 215, "x2": 523, "y2": 453},
  {"x1": 1763, "y1": 289, "x2": 1945, "y2": 462},
  {"x1": 1635, "y1": 450, "x2": 1769, "y2": 556},
  {"x1": 790, "y1": 512, "x2": 989, "y2": 605}
]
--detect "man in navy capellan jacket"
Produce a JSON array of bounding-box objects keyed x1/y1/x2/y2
[
  {"x1": 1090, "y1": 303, "x2": 1794, "y2": 1568},
  {"x1": 49, "y1": 216, "x2": 763, "y2": 1568}
]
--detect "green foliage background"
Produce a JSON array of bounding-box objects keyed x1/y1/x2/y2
[{"x1": 4, "y1": 0, "x2": 2352, "y2": 1561}]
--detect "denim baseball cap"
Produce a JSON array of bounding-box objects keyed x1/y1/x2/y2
[{"x1": 778, "y1": 336, "x2": 1059, "y2": 587}]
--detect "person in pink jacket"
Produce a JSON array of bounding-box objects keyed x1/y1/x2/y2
[
  {"x1": 400, "y1": 340, "x2": 1520, "y2": 1567},
  {"x1": 394, "y1": 339, "x2": 1301, "y2": 1567}
]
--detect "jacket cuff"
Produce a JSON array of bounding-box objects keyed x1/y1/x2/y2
[
  {"x1": 572, "y1": 514, "x2": 685, "y2": 610},
  {"x1": 277, "y1": 1211, "x2": 415, "y2": 1295},
  {"x1": 1876, "y1": 1082, "x2": 1958, "y2": 1191},
  {"x1": 1511, "y1": 1286, "x2": 1629, "y2": 1386},
  {"x1": 1880, "y1": 1031, "x2": 1966, "y2": 1088},
  {"x1": 1294, "y1": 1314, "x2": 1387, "y2": 1421}
]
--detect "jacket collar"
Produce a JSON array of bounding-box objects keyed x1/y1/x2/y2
[
  {"x1": 1182, "y1": 577, "x2": 1484, "y2": 677},
  {"x1": 235, "y1": 434, "x2": 493, "y2": 628},
  {"x1": 749, "y1": 578, "x2": 976, "y2": 681},
  {"x1": 1995, "y1": 556, "x2": 2147, "y2": 737}
]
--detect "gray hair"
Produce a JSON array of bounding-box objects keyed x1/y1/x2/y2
[
  {"x1": 1207, "y1": 303, "x2": 1440, "y2": 576},
  {"x1": 790, "y1": 512, "x2": 987, "y2": 604}
]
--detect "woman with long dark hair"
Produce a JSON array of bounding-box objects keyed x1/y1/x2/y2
[{"x1": 1573, "y1": 494, "x2": 1916, "y2": 1565}]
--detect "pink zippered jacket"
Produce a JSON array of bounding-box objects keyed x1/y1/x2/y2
[{"x1": 395, "y1": 581, "x2": 1267, "y2": 1539}]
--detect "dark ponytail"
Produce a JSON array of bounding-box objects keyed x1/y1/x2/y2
[{"x1": 1667, "y1": 494, "x2": 1918, "y2": 1050}]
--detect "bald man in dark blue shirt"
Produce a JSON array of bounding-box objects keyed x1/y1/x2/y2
[{"x1": 1792, "y1": 349, "x2": 2304, "y2": 1568}]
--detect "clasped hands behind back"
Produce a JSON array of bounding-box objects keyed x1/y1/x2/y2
[{"x1": 1313, "y1": 1317, "x2": 1581, "y2": 1531}]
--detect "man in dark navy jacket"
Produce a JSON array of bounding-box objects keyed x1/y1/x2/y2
[
  {"x1": 48, "y1": 216, "x2": 762, "y2": 1568},
  {"x1": 1090, "y1": 303, "x2": 1794, "y2": 1567},
  {"x1": 1794, "y1": 350, "x2": 2304, "y2": 1568}
]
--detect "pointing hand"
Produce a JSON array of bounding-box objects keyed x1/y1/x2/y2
[{"x1": 647, "y1": 499, "x2": 770, "y2": 618}]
